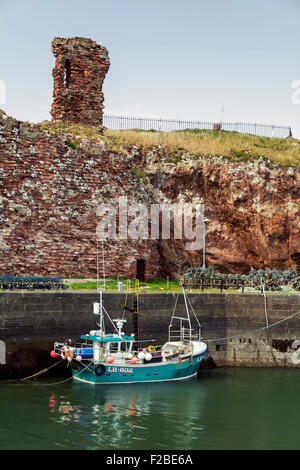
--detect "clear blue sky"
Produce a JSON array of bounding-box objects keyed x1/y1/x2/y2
[{"x1": 1, "y1": 0, "x2": 300, "y2": 137}]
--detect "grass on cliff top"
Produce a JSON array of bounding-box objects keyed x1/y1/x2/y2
[
  {"x1": 65, "y1": 277, "x2": 180, "y2": 292},
  {"x1": 37, "y1": 120, "x2": 300, "y2": 168},
  {"x1": 65, "y1": 277, "x2": 239, "y2": 293}
]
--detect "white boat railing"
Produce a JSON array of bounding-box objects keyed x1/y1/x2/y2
[{"x1": 168, "y1": 326, "x2": 202, "y2": 342}]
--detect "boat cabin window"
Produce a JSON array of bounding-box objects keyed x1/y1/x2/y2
[{"x1": 107, "y1": 342, "x2": 129, "y2": 353}]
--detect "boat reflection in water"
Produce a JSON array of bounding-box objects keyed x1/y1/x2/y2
[{"x1": 47, "y1": 378, "x2": 207, "y2": 449}]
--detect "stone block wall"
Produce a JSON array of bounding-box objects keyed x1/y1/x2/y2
[
  {"x1": 1, "y1": 292, "x2": 300, "y2": 378},
  {"x1": 0, "y1": 112, "x2": 160, "y2": 278}
]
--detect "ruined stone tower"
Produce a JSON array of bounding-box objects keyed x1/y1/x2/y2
[{"x1": 51, "y1": 37, "x2": 110, "y2": 126}]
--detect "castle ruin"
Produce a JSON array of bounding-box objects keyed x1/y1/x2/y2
[{"x1": 51, "y1": 37, "x2": 110, "y2": 126}]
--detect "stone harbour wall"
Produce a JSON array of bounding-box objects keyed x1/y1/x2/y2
[{"x1": 0, "y1": 292, "x2": 300, "y2": 378}]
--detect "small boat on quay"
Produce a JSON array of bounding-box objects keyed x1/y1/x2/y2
[{"x1": 52, "y1": 285, "x2": 207, "y2": 385}]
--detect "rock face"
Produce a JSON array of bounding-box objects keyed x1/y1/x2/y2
[
  {"x1": 151, "y1": 155, "x2": 300, "y2": 276},
  {"x1": 0, "y1": 111, "x2": 299, "y2": 279},
  {"x1": 51, "y1": 37, "x2": 110, "y2": 126}
]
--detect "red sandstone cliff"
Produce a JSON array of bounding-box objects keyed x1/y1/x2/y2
[
  {"x1": 0, "y1": 111, "x2": 299, "y2": 279},
  {"x1": 148, "y1": 155, "x2": 300, "y2": 276}
]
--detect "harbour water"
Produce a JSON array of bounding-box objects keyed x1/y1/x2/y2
[{"x1": 0, "y1": 367, "x2": 300, "y2": 450}]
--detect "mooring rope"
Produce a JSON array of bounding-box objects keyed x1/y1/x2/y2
[
  {"x1": 20, "y1": 359, "x2": 64, "y2": 381},
  {"x1": 24, "y1": 360, "x2": 96, "y2": 386},
  {"x1": 203, "y1": 309, "x2": 300, "y2": 343}
]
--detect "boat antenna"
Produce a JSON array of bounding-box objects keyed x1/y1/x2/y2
[
  {"x1": 96, "y1": 240, "x2": 104, "y2": 336},
  {"x1": 95, "y1": 240, "x2": 120, "y2": 337},
  {"x1": 102, "y1": 241, "x2": 106, "y2": 291},
  {"x1": 96, "y1": 239, "x2": 99, "y2": 292},
  {"x1": 96, "y1": 239, "x2": 106, "y2": 292}
]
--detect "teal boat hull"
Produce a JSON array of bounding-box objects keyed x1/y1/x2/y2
[{"x1": 71, "y1": 350, "x2": 207, "y2": 384}]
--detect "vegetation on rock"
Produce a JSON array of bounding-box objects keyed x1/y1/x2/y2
[{"x1": 37, "y1": 120, "x2": 300, "y2": 168}]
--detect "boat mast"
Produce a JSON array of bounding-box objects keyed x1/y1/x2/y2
[
  {"x1": 168, "y1": 283, "x2": 193, "y2": 342},
  {"x1": 96, "y1": 240, "x2": 105, "y2": 337},
  {"x1": 181, "y1": 284, "x2": 192, "y2": 341},
  {"x1": 95, "y1": 240, "x2": 105, "y2": 361},
  {"x1": 99, "y1": 289, "x2": 104, "y2": 338}
]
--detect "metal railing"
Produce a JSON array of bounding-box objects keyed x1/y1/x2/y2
[
  {"x1": 168, "y1": 327, "x2": 201, "y2": 342},
  {"x1": 103, "y1": 114, "x2": 292, "y2": 139}
]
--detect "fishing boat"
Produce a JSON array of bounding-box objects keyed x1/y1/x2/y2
[{"x1": 52, "y1": 285, "x2": 207, "y2": 385}]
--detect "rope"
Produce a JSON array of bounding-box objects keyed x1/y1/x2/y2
[
  {"x1": 26, "y1": 360, "x2": 96, "y2": 386},
  {"x1": 122, "y1": 290, "x2": 129, "y2": 320},
  {"x1": 19, "y1": 359, "x2": 64, "y2": 381},
  {"x1": 37, "y1": 375, "x2": 74, "y2": 386},
  {"x1": 186, "y1": 293, "x2": 201, "y2": 328},
  {"x1": 169, "y1": 290, "x2": 179, "y2": 323},
  {"x1": 204, "y1": 309, "x2": 300, "y2": 343}
]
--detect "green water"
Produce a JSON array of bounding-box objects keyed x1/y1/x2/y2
[{"x1": 0, "y1": 368, "x2": 300, "y2": 450}]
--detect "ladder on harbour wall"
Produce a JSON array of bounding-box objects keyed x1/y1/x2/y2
[
  {"x1": 132, "y1": 293, "x2": 140, "y2": 349},
  {"x1": 125, "y1": 279, "x2": 142, "y2": 349}
]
